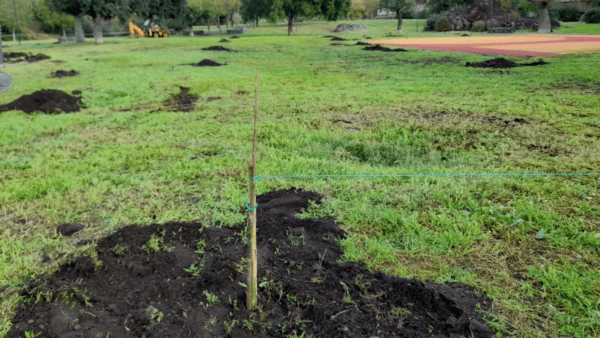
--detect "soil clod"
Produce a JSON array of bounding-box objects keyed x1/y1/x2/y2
[
  {"x1": 356, "y1": 41, "x2": 370, "y2": 45},
  {"x1": 0, "y1": 89, "x2": 82, "y2": 114},
  {"x1": 191, "y1": 59, "x2": 223, "y2": 67},
  {"x1": 72, "y1": 90, "x2": 82, "y2": 96},
  {"x1": 219, "y1": 39, "x2": 230, "y2": 43},
  {"x1": 202, "y1": 46, "x2": 231, "y2": 51},
  {"x1": 330, "y1": 36, "x2": 347, "y2": 41},
  {"x1": 7, "y1": 189, "x2": 494, "y2": 338},
  {"x1": 2, "y1": 52, "x2": 51, "y2": 63},
  {"x1": 57, "y1": 223, "x2": 84, "y2": 237},
  {"x1": 51, "y1": 69, "x2": 79, "y2": 78},
  {"x1": 164, "y1": 86, "x2": 199, "y2": 112},
  {"x1": 364, "y1": 44, "x2": 407, "y2": 52},
  {"x1": 230, "y1": 35, "x2": 240, "y2": 39},
  {"x1": 461, "y1": 33, "x2": 470, "y2": 36}
]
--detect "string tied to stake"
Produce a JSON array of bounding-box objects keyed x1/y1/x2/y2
[{"x1": 243, "y1": 201, "x2": 258, "y2": 211}]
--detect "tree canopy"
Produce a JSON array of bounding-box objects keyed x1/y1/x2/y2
[
  {"x1": 426, "y1": 0, "x2": 475, "y2": 14},
  {"x1": 130, "y1": 0, "x2": 188, "y2": 22}
]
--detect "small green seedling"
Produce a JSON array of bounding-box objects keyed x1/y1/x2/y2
[
  {"x1": 203, "y1": 291, "x2": 220, "y2": 307},
  {"x1": 112, "y1": 245, "x2": 129, "y2": 256}
]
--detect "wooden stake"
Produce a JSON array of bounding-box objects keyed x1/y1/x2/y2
[{"x1": 246, "y1": 72, "x2": 259, "y2": 310}]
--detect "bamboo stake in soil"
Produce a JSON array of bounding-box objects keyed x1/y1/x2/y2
[{"x1": 246, "y1": 72, "x2": 259, "y2": 310}]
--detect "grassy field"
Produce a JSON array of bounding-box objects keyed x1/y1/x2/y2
[{"x1": 1, "y1": 19, "x2": 600, "y2": 337}]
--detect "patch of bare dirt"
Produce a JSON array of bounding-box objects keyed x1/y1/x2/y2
[
  {"x1": 51, "y1": 70, "x2": 79, "y2": 78},
  {"x1": 164, "y1": 86, "x2": 199, "y2": 112},
  {"x1": 6, "y1": 189, "x2": 495, "y2": 338}
]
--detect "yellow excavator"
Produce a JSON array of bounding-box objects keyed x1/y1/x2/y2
[{"x1": 129, "y1": 20, "x2": 170, "y2": 38}]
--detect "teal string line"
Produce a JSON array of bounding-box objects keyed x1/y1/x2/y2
[
  {"x1": 251, "y1": 172, "x2": 600, "y2": 182},
  {"x1": 243, "y1": 201, "x2": 258, "y2": 211}
]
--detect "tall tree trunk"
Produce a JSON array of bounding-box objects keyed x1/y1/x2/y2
[
  {"x1": 256, "y1": 16, "x2": 259, "y2": 27},
  {"x1": 397, "y1": 15, "x2": 403, "y2": 34},
  {"x1": 74, "y1": 16, "x2": 85, "y2": 42},
  {"x1": 62, "y1": 27, "x2": 66, "y2": 37},
  {"x1": 12, "y1": 28, "x2": 16, "y2": 42},
  {"x1": 189, "y1": 24, "x2": 194, "y2": 36},
  {"x1": 217, "y1": 17, "x2": 221, "y2": 33},
  {"x1": 93, "y1": 15, "x2": 104, "y2": 43},
  {"x1": 538, "y1": 1, "x2": 551, "y2": 34},
  {"x1": 208, "y1": 20, "x2": 211, "y2": 32},
  {"x1": 287, "y1": 13, "x2": 294, "y2": 36}
]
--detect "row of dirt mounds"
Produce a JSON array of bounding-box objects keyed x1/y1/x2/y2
[
  {"x1": 0, "y1": 89, "x2": 82, "y2": 114},
  {"x1": 7, "y1": 189, "x2": 495, "y2": 338},
  {"x1": 190, "y1": 59, "x2": 223, "y2": 67},
  {"x1": 202, "y1": 46, "x2": 231, "y2": 52},
  {"x1": 164, "y1": 86, "x2": 199, "y2": 112},
  {"x1": 364, "y1": 44, "x2": 407, "y2": 52},
  {"x1": 466, "y1": 58, "x2": 549, "y2": 68},
  {"x1": 51, "y1": 70, "x2": 79, "y2": 78},
  {"x1": 2, "y1": 52, "x2": 51, "y2": 63}
]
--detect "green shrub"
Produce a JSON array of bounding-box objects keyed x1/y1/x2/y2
[
  {"x1": 435, "y1": 16, "x2": 450, "y2": 31},
  {"x1": 424, "y1": 14, "x2": 443, "y2": 31},
  {"x1": 583, "y1": 8, "x2": 600, "y2": 23},
  {"x1": 549, "y1": 4, "x2": 583, "y2": 22},
  {"x1": 471, "y1": 20, "x2": 486, "y2": 32}
]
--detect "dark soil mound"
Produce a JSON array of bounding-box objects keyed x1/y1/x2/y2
[
  {"x1": 521, "y1": 60, "x2": 549, "y2": 66},
  {"x1": 364, "y1": 44, "x2": 407, "y2": 52},
  {"x1": 0, "y1": 89, "x2": 82, "y2": 114},
  {"x1": 7, "y1": 189, "x2": 495, "y2": 338},
  {"x1": 330, "y1": 36, "x2": 347, "y2": 41},
  {"x1": 356, "y1": 41, "x2": 370, "y2": 45},
  {"x1": 461, "y1": 33, "x2": 470, "y2": 36},
  {"x1": 364, "y1": 36, "x2": 372, "y2": 39},
  {"x1": 192, "y1": 59, "x2": 223, "y2": 67},
  {"x1": 2, "y1": 52, "x2": 51, "y2": 63},
  {"x1": 322, "y1": 35, "x2": 336, "y2": 38},
  {"x1": 230, "y1": 35, "x2": 240, "y2": 39},
  {"x1": 164, "y1": 86, "x2": 199, "y2": 112},
  {"x1": 466, "y1": 58, "x2": 548, "y2": 68},
  {"x1": 51, "y1": 70, "x2": 79, "y2": 78},
  {"x1": 445, "y1": 0, "x2": 560, "y2": 31},
  {"x1": 466, "y1": 58, "x2": 516, "y2": 68},
  {"x1": 219, "y1": 39, "x2": 231, "y2": 43},
  {"x1": 202, "y1": 46, "x2": 231, "y2": 51}
]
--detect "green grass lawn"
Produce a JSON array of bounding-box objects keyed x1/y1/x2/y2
[{"x1": 1, "y1": 20, "x2": 600, "y2": 337}]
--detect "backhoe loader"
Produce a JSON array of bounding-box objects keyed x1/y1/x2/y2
[{"x1": 129, "y1": 20, "x2": 170, "y2": 38}]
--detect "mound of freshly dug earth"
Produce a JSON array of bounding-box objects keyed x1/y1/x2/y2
[
  {"x1": 521, "y1": 60, "x2": 549, "y2": 66},
  {"x1": 2, "y1": 52, "x2": 51, "y2": 63},
  {"x1": 466, "y1": 58, "x2": 516, "y2": 68},
  {"x1": 0, "y1": 89, "x2": 82, "y2": 114},
  {"x1": 192, "y1": 59, "x2": 223, "y2": 67},
  {"x1": 333, "y1": 23, "x2": 367, "y2": 33},
  {"x1": 322, "y1": 35, "x2": 336, "y2": 38},
  {"x1": 230, "y1": 35, "x2": 240, "y2": 39},
  {"x1": 7, "y1": 189, "x2": 495, "y2": 338},
  {"x1": 219, "y1": 39, "x2": 231, "y2": 43},
  {"x1": 356, "y1": 41, "x2": 370, "y2": 45},
  {"x1": 51, "y1": 70, "x2": 79, "y2": 78},
  {"x1": 466, "y1": 58, "x2": 549, "y2": 68},
  {"x1": 330, "y1": 36, "x2": 347, "y2": 41},
  {"x1": 461, "y1": 33, "x2": 470, "y2": 36},
  {"x1": 164, "y1": 86, "x2": 199, "y2": 112},
  {"x1": 364, "y1": 36, "x2": 372, "y2": 39},
  {"x1": 202, "y1": 46, "x2": 231, "y2": 51},
  {"x1": 364, "y1": 44, "x2": 407, "y2": 52}
]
